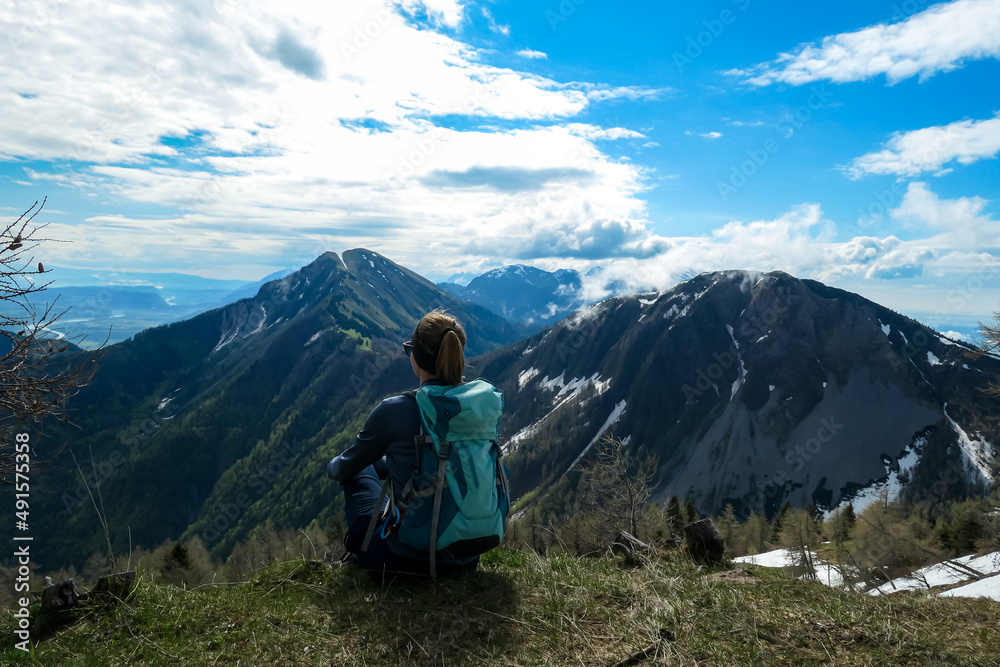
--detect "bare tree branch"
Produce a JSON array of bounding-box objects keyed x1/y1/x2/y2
[
  {"x1": 972, "y1": 310, "x2": 1000, "y2": 396},
  {"x1": 0, "y1": 198, "x2": 101, "y2": 486},
  {"x1": 576, "y1": 433, "x2": 659, "y2": 545}
]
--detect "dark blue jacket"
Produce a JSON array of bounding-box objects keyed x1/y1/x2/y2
[{"x1": 326, "y1": 381, "x2": 440, "y2": 500}]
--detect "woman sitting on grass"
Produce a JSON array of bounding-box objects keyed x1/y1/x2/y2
[{"x1": 327, "y1": 310, "x2": 507, "y2": 578}]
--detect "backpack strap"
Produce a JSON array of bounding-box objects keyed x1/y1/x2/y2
[
  {"x1": 428, "y1": 439, "x2": 452, "y2": 579},
  {"x1": 360, "y1": 475, "x2": 392, "y2": 553},
  {"x1": 494, "y1": 440, "x2": 510, "y2": 504},
  {"x1": 404, "y1": 389, "x2": 430, "y2": 473},
  {"x1": 360, "y1": 388, "x2": 425, "y2": 554}
]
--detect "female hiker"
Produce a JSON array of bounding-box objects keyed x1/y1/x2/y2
[{"x1": 327, "y1": 310, "x2": 509, "y2": 578}]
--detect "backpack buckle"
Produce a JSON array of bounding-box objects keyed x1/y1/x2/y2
[{"x1": 437, "y1": 440, "x2": 452, "y2": 461}]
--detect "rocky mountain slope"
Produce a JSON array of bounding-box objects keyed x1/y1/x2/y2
[{"x1": 476, "y1": 270, "x2": 1000, "y2": 519}]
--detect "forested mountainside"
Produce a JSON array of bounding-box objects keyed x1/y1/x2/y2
[{"x1": 19, "y1": 250, "x2": 521, "y2": 569}]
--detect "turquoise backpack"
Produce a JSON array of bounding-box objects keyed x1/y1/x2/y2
[{"x1": 361, "y1": 379, "x2": 510, "y2": 577}]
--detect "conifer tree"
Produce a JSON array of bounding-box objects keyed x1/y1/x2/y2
[
  {"x1": 666, "y1": 495, "x2": 685, "y2": 535},
  {"x1": 770, "y1": 501, "x2": 792, "y2": 544},
  {"x1": 685, "y1": 498, "x2": 699, "y2": 524},
  {"x1": 718, "y1": 503, "x2": 738, "y2": 550},
  {"x1": 843, "y1": 503, "x2": 856, "y2": 530}
]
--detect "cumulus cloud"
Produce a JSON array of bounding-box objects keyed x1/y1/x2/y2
[
  {"x1": 397, "y1": 0, "x2": 466, "y2": 28},
  {"x1": 481, "y1": 6, "x2": 510, "y2": 35},
  {"x1": 733, "y1": 0, "x2": 1000, "y2": 86},
  {"x1": 0, "y1": 1, "x2": 599, "y2": 165},
  {"x1": 565, "y1": 185, "x2": 999, "y2": 308},
  {"x1": 264, "y1": 27, "x2": 326, "y2": 80},
  {"x1": 574, "y1": 84, "x2": 668, "y2": 102},
  {"x1": 465, "y1": 216, "x2": 670, "y2": 260},
  {"x1": 846, "y1": 113, "x2": 1000, "y2": 178},
  {"x1": 516, "y1": 49, "x2": 548, "y2": 59},
  {"x1": 0, "y1": 0, "x2": 662, "y2": 276},
  {"x1": 420, "y1": 166, "x2": 592, "y2": 191},
  {"x1": 890, "y1": 182, "x2": 1000, "y2": 250},
  {"x1": 564, "y1": 124, "x2": 645, "y2": 141}
]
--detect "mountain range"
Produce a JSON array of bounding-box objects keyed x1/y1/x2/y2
[
  {"x1": 473, "y1": 270, "x2": 1000, "y2": 521},
  {"x1": 440, "y1": 265, "x2": 585, "y2": 330},
  {"x1": 9, "y1": 268, "x2": 296, "y2": 348},
  {"x1": 23, "y1": 250, "x2": 520, "y2": 568},
  {"x1": 12, "y1": 252, "x2": 999, "y2": 572}
]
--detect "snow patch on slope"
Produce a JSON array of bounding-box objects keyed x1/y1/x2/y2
[
  {"x1": 663, "y1": 302, "x2": 691, "y2": 321},
  {"x1": 737, "y1": 547, "x2": 1000, "y2": 601},
  {"x1": 726, "y1": 324, "x2": 747, "y2": 400},
  {"x1": 564, "y1": 400, "x2": 627, "y2": 474},
  {"x1": 940, "y1": 573, "x2": 1000, "y2": 601},
  {"x1": 305, "y1": 328, "x2": 334, "y2": 346},
  {"x1": 870, "y1": 552, "x2": 1000, "y2": 596},
  {"x1": 943, "y1": 404, "x2": 994, "y2": 483},
  {"x1": 518, "y1": 367, "x2": 540, "y2": 389},
  {"x1": 539, "y1": 371, "x2": 610, "y2": 407},
  {"x1": 247, "y1": 304, "x2": 267, "y2": 336},
  {"x1": 212, "y1": 329, "x2": 239, "y2": 354},
  {"x1": 835, "y1": 437, "x2": 925, "y2": 517}
]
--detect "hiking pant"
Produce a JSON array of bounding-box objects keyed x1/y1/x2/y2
[{"x1": 340, "y1": 460, "x2": 478, "y2": 577}]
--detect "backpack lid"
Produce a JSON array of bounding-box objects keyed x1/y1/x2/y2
[{"x1": 415, "y1": 379, "x2": 503, "y2": 442}]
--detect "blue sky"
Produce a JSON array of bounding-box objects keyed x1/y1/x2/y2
[{"x1": 1, "y1": 0, "x2": 999, "y2": 336}]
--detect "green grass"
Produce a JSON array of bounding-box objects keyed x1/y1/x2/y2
[
  {"x1": 813, "y1": 540, "x2": 855, "y2": 562},
  {"x1": 340, "y1": 328, "x2": 372, "y2": 351},
  {"x1": 3, "y1": 550, "x2": 999, "y2": 666}
]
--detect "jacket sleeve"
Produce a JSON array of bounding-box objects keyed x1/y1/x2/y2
[{"x1": 327, "y1": 400, "x2": 391, "y2": 481}]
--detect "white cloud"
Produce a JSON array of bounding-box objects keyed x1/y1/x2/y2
[
  {"x1": 397, "y1": 0, "x2": 466, "y2": 28},
  {"x1": 734, "y1": 0, "x2": 1000, "y2": 86},
  {"x1": 567, "y1": 185, "x2": 1000, "y2": 320},
  {"x1": 846, "y1": 113, "x2": 1000, "y2": 178},
  {"x1": 465, "y1": 215, "x2": 670, "y2": 260},
  {"x1": 890, "y1": 182, "x2": 1000, "y2": 250},
  {"x1": 481, "y1": 7, "x2": 510, "y2": 35},
  {"x1": 576, "y1": 84, "x2": 667, "y2": 102},
  {"x1": 564, "y1": 124, "x2": 645, "y2": 141},
  {"x1": 700, "y1": 132, "x2": 723, "y2": 140},
  {"x1": 0, "y1": 0, "x2": 664, "y2": 275},
  {"x1": 0, "y1": 1, "x2": 594, "y2": 165},
  {"x1": 5, "y1": 0, "x2": 998, "y2": 329},
  {"x1": 516, "y1": 49, "x2": 548, "y2": 59}
]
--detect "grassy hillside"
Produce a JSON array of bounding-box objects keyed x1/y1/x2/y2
[{"x1": 4, "y1": 549, "x2": 999, "y2": 666}]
